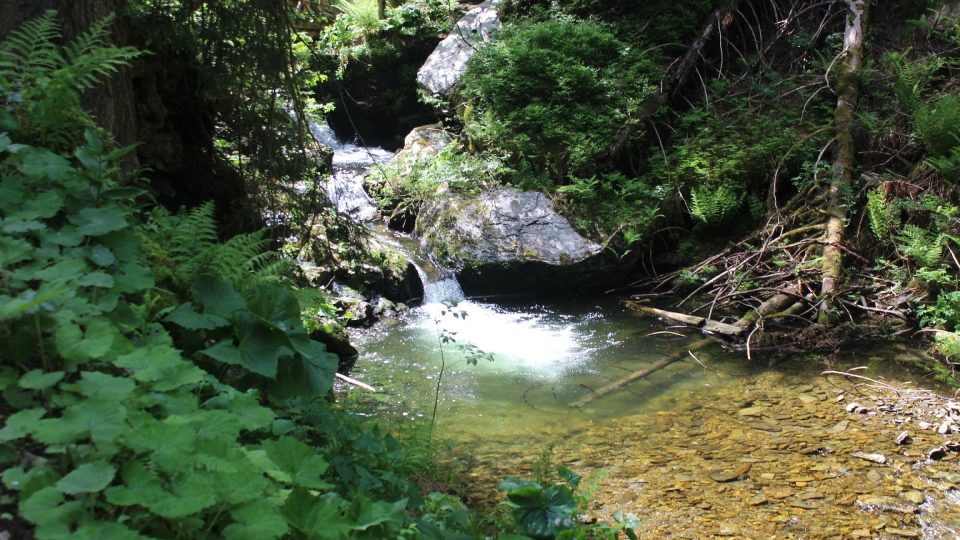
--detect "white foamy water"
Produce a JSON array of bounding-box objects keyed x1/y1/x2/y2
[{"x1": 310, "y1": 121, "x2": 393, "y2": 222}]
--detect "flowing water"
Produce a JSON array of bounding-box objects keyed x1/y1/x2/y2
[{"x1": 318, "y1": 124, "x2": 960, "y2": 538}]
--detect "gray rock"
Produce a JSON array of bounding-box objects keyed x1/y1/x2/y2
[
  {"x1": 417, "y1": 0, "x2": 502, "y2": 98},
  {"x1": 417, "y1": 187, "x2": 614, "y2": 294},
  {"x1": 851, "y1": 451, "x2": 887, "y2": 464}
]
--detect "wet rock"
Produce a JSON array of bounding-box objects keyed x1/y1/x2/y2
[
  {"x1": 417, "y1": 0, "x2": 502, "y2": 98},
  {"x1": 900, "y1": 490, "x2": 925, "y2": 505},
  {"x1": 764, "y1": 486, "x2": 794, "y2": 499},
  {"x1": 885, "y1": 527, "x2": 920, "y2": 537},
  {"x1": 748, "y1": 494, "x2": 768, "y2": 506},
  {"x1": 796, "y1": 489, "x2": 824, "y2": 500},
  {"x1": 418, "y1": 187, "x2": 618, "y2": 294},
  {"x1": 851, "y1": 451, "x2": 887, "y2": 464},
  {"x1": 856, "y1": 495, "x2": 917, "y2": 514},
  {"x1": 937, "y1": 421, "x2": 954, "y2": 435},
  {"x1": 749, "y1": 421, "x2": 782, "y2": 433},
  {"x1": 738, "y1": 406, "x2": 766, "y2": 417},
  {"x1": 896, "y1": 431, "x2": 911, "y2": 445},
  {"x1": 709, "y1": 463, "x2": 751, "y2": 483}
]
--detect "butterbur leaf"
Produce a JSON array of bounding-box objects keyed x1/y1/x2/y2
[
  {"x1": 77, "y1": 271, "x2": 114, "y2": 288},
  {"x1": 77, "y1": 371, "x2": 135, "y2": 401},
  {"x1": 73, "y1": 520, "x2": 149, "y2": 540},
  {"x1": 262, "y1": 437, "x2": 332, "y2": 489},
  {"x1": 0, "y1": 236, "x2": 33, "y2": 267},
  {"x1": 222, "y1": 501, "x2": 289, "y2": 540},
  {"x1": 0, "y1": 408, "x2": 46, "y2": 441},
  {"x1": 236, "y1": 315, "x2": 289, "y2": 379},
  {"x1": 166, "y1": 302, "x2": 230, "y2": 330},
  {"x1": 191, "y1": 276, "x2": 245, "y2": 318},
  {"x1": 248, "y1": 284, "x2": 302, "y2": 334},
  {"x1": 18, "y1": 370, "x2": 65, "y2": 390},
  {"x1": 282, "y1": 489, "x2": 351, "y2": 538},
  {"x1": 55, "y1": 318, "x2": 115, "y2": 362},
  {"x1": 0, "y1": 132, "x2": 10, "y2": 152},
  {"x1": 557, "y1": 465, "x2": 581, "y2": 491},
  {"x1": 56, "y1": 461, "x2": 116, "y2": 495},
  {"x1": 88, "y1": 245, "x2": 116, "y2": 267},
  {"x1": 20, "y1": 487, "x2": 82, "y2": 534},
  {"x1": 201, "y1": 340, "x2": 244, "y2": 366},
  {"x1": 18, "y1": 148, "x2": 72, "y2": 181},
  {"x1": 351, "y1": 497, "x2": 408, "y2": 533},
  {"x1": 69, "y1": 206, "x2": 128, "y2": 236},
  {"x1": 115, "y1": 345, "x2": 204, "y2": 391}
]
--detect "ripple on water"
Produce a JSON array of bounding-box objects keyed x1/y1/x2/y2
[{"x1": 347, "y1": 298, "x2": 960, "y2": 537}]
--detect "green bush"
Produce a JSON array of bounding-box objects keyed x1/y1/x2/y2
[
  {"x1": 915, "y1": 94, "x2": 960, "y2": 180},
  {"x1": 461, "y1": 18, "x2": 659, "y2": 183}
]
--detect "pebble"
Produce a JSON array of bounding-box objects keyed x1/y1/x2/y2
[
  {"x1": 851, "y1": 451, "x2": 887, "y2": 464},
  {"x1": 900, "y1": 490, "x2": 925, "y2": 505},
  {"x1": 937, "y1": 422, "x2": 953, "y2": 435},
  {"x1": 895, "y1": 431, "x2": 911, "y2": 445},
  {"x1": 885, "y1": 527, "x2": 920, "y2": 537},
  {"x1": 738, "y1": 406, "x2": 765, "y2": 417}
]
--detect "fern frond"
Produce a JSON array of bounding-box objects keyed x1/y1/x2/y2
[{"x1": 0, "y1": 10, "x2": 63, "y2": 79}]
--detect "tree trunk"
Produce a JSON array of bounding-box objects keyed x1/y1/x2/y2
[
  {"x1": 818, "y1": 0, "x2": 868, "y2": 324},
  {"x1": 606, "y1": 0, "x2": 740, "y2": 158}
]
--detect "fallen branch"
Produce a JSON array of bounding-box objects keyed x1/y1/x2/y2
[
  {"x1": 335, "y1": 372, "x2": 376, "y2": 392},
  {"x1": 569, "y1": 338, "x2": 713, "y2": 408}
]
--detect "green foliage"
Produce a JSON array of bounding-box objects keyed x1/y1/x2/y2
[
  {"x1": 462, "y1": 18, "x2": 659, "y2": 182},
  {"x1": 866, "y1": 187, "x2": 894, "y2": 242},
  {"x1": 498, "y1": 460, "x2": 638, "y2": 540},
  {"x1": 918, "y1": 291, "x2": 960, "y2": 331},
  {"x1": 0, "y1": 13, "x2": 481, "y2": 539},
  {"x1": 915, "y1": 94, "x2": 960, "y2": 163},
  {"x1": 0, "y1": 10, "x2": 142, "y2": 150},
  {"x1": 139, "y1": 202, "x2": 292, "y2": 298}
]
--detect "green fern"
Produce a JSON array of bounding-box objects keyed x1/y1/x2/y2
[
  {"x1": 0, "y1": 10, "x2": 142, "y2": 149},
  {"x1": 690, "y1": 183, "x2": 743, "y2": 225},
  {"x1": 897, "y1": 225, "x2": 945, "y2": 268},
  {"x1": 140, "y1": 202, "x2": 291, "y2": 297},
  {"x1": 866, "y1": 187, "x2": 894, "y2": 243}
]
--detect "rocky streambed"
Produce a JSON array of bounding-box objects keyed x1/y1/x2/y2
[{"x1": 456, "y1": 367, "x2": 960, "y2": 539}]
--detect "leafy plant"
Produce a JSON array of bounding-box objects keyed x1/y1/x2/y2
[{"x1": 499, "y1": 461, "x2": 638, "y2": 539}]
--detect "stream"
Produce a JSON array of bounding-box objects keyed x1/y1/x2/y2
[{"x1": 317, "y1": 123, "x2": 960, "y2": 539}]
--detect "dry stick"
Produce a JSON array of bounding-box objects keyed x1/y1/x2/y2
[
  {"x1": 606, "y1": 0, "x2": 741, "y2": 158},
  {"x1": 569, "y1": 338, "x2": 714, "y2": 409},
  {"x1": 572, "y1": 291, "x2": 797, "y2": 408},
  {"x1": 335, "y1": 372, "x2": 376, "y2": 392},
  {"x1": 819, "y1": 0, "x2": 869, "y2": 324}
]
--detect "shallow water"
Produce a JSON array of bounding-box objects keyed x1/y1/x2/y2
[{"x1": 347, "y1": 296, "x2": 960, "y2": 538}]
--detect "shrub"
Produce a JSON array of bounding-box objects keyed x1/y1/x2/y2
[{"x1": 461, "y1": 18, "x2": 659, "y2": 183}]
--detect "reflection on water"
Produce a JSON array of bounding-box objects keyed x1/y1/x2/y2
[{"x1": 348, "y1": 296, "x2": 960, "y2": 537}]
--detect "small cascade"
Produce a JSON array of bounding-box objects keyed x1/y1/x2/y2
[
  {"x1": 309, "y1": 121, "x2": 394, "y2": 222},
  {"x1": 314, "y1": 120, "x2": 465, "y2": 302}
]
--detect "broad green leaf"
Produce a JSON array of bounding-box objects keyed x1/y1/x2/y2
[
  {"x1": 272, "y1": 339, "x2": 337, "y2": 399},
  {"x1": 200, "y1": 340, "x2": 244, "y2": 365},
  {"x1": 223, "y1": 501, "x2": 289, "y2": 540},
  {"x1": 165, "y1": 302, "x2": 229, "y2": 330},
  {"x1": 248, "y1": 284, "x2": 302, "y2": 334},
  {"x1": 46, "y1": 226, "x2": 84, "y2": 247},
  {"x1": 100, "y1": 186, "x2": 147, "y2": 201},
  {"x1": 0, "y1": 408, "x2": 46, "y2": 441},
  {"x1": 56, "y1": 461, "x2": 116, "y2": 495},
  {"x1": 77, "y1": 271, "x2": 114, "y2": 288},
  {"x1": 69, "y1": 206, "x2": 128, "y2": 236},
  {"x1": 36, "y1": 400, "x2": 127, "y2": 444},
  {"x1": 0, "y1": 290, "x2": 66, "y2": 321},
  {"x1": 18, "y1": 369, "x2": 65, "y2": 390},
  {"x1": 115, "y1": 345, "x2": 204, "y2": 391},
  {"x1": 77, "y1": 371, "x2": 136, "y2": 401},
  {"x1": 18, "y1": 148, "x2": 72, "y2": 181},
  {"x1": 20, "y1": 487, "x2": 82, "y2": 534},
  {"x1": 236, "y1": 315, "x2": 290, "y2": 379},
  {"x1": 114, "y1": 261, "x2": 154, "y2": 292},
  {"x1": 0, "y1": 236, "x2": 33, "y2": 267},
  {"x1": 21, "y1": 190, "x2": 64, "y2": 220},
  {"x1": 282, "y1": 489, "x2": 351, "y2": 539},
  {"x1": 88, "y1": 245, "x2": 116, "y2": 267},
  {"x1": 262, "y1": 437, "x2": 331, "y2": 489},
  {"x1": 352, "y1": 498, "x2": 408, "y2": 532},
  {"x1": 0, "y1": 131, "x2": 10, "y2": 152},
  {"x1": 73, "y1": 520, "x2": 149, "y2": 540},
  {"x1": 55, "y1": 318, "x2": 115, "y2": 362},
  {"x1": 191, "y1": 276, "x2": 245, "y2": 318}
]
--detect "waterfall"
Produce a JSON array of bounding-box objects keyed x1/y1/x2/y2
[{"x1": 314, "y1": 120, "x2": 464, "y2": 305}]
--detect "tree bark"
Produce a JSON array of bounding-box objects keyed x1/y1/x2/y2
[
  {"x1": 818, "y1": 0, "x2": 868, "y2": 324},
  {"x1": 605, "y1": 0, "x2": 740, "y2": 158}
]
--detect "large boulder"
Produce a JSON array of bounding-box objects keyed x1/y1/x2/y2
[
  {"x1": 417, "y1": 0, "x2": 501, "y2": 99},
  {"x1": 416, "y1": 187, "x2": 619, "y2": 294}
]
